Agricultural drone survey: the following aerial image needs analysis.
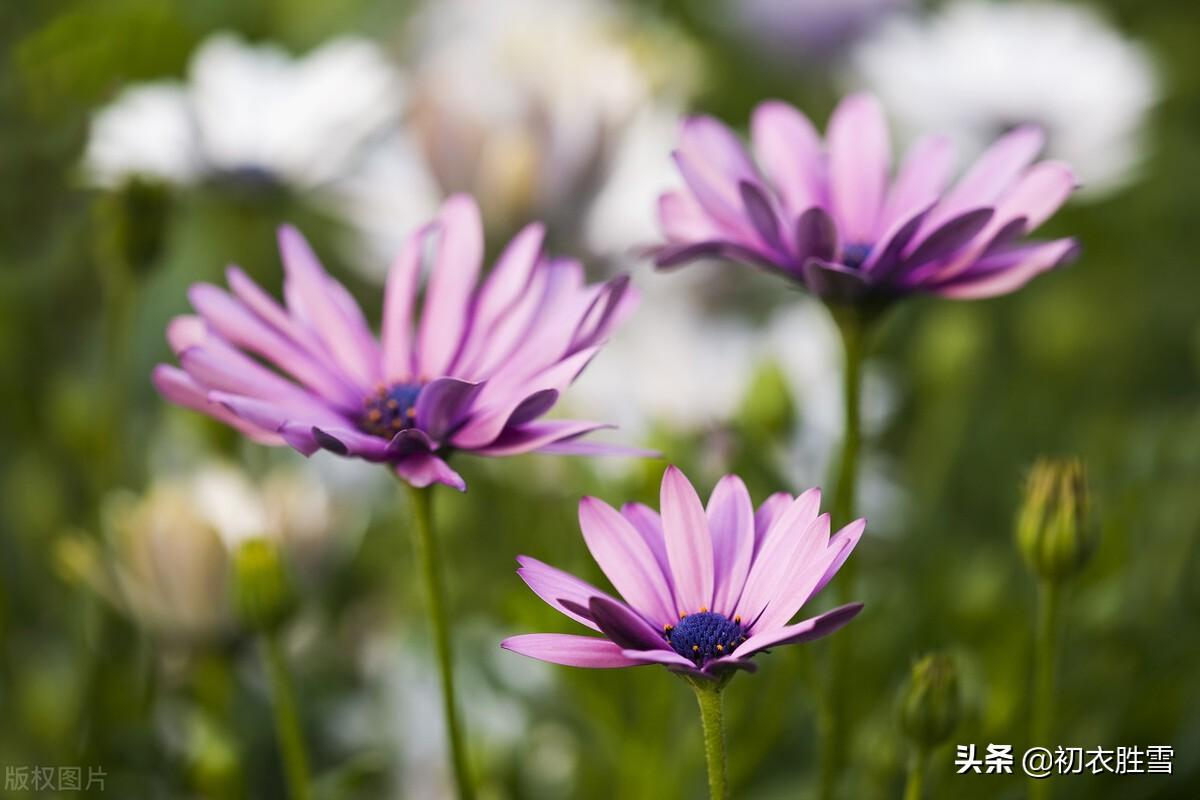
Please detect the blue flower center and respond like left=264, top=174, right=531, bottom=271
left=360, top=383, right=422, bottom=438
left=665, top=611, right=745, bottom=665
left=841, top=242, right=872, bottom=270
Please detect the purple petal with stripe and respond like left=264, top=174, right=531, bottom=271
left=660, top=465, right=714, bottom=614
left=516, top=555, right=616, bottom=632
left=734, top=603, right=864, bottom=658
left=578, top=497, right=677, bottom=626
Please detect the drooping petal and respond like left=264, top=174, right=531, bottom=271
left=393, top=454, right=466, bottom=492
left=578, top=497, right=677, bottom=626
left=706, top=475, right=755, bottom=616
left=416, top=195, right=484, bottom=378
left=732, top=603, right=864, bottom=658
left=827, top=93, right=890, bottom=243
left=516, top=555, right=616, bottom=632
left=658, top=190, right=717, bottom=243
left=660, top=465, right=714, bottom=614
left=501, top=634, right=644, bottom=669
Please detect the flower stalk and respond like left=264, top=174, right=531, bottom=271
left=689, top=678, right=730, bottom=800
left=262, top=632, right=313, bottom=800
left=406, top=483, right=474, bottom=800
left=903, top=748, right=928, bottom=800
left=1030, top=579, right=1061, bottom=800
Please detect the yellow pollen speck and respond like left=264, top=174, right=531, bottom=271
left=699, top=606, right=708, bottom=613
left=715, top=644, right=724, bottom=652
left=390, top=419, right=403, bottom=430
left=367, top=409, right=382, bottom=422
left=406, top=407, right=416, bottom=419
left=679, top=612, right=687, bottom=620
left=692, top=645, right=699, bottom=653
left=386, top=399, right=400, bottom=410
left=663, top=624, right=673, bottom=633
left=733, top=615, right=741, bottom=624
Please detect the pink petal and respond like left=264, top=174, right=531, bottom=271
left=879, top=134, right=955, bottom=232
left=588, top=596, right=668, bottom=651
left=810, top=518, right=867, bottom=598
left=706, top=475, right=755, bottom=616
left=658, top=190, right=717, bottom=242
left=933, top=239, right=1079, bottom=300
left=750, top=100, right=825, bottom=218
left=393, top=454, right=466, bottom=492
left=188, top=283, right=360, bottom=410
left=501, top=634, right=642, bottom=669
left=619, top=503, right=673, bottom=592
left=473, top=421, right=610, bottom=457
left=381, top=223, right=434, bottom=384
left=516, top=555, right=617, bottom=632
left=454, top=222, right=546, bottom=373
left=753, top=492, right=794, bottom=555
left=152, top=365, right=283, bottom=445
left=660, top=465, right=714, bottom=615
left=619, top=648, right=699, bottom=670
left=827, top=93, right=890, bottom=243
left=733, top=603, right=864, bottom=658
left=416, top=195, right=484, bottom=379
left=578, top=497, right=677, bottom=627
left=926, top=124, right=1044, bottom=231
left=277, top=225, right=380, bottom=389
left=735, top=492, right=823, bottom=623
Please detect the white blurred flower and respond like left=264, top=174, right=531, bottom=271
left=566, top=265, right=760, bottom=436
left=84, top=32, right=438, bottom=277
left=849, top=0, right=1158, bottom=197
left=57, top=461, right=351, bottom=641
left=406, top=0, right=697, bottom=239
left=730, top=0, right=912, bottom=64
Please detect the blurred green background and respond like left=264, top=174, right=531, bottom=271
left=2, top=0, right=1198, bottom=797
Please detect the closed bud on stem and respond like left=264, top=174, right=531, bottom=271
left=231, top=537, right=296, bottom=632
left=1016, top=458, right=1095, bottom=583
left=899, top=653, right=961, bottom=751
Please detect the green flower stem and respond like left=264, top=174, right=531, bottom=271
left=904, top=748, right=928, bottom=800
left=818, top=305, right=870, bottom=800
left=1030, top=579, right=1062, bottom=800
left=406, top=483, right=475, bottom=800
left=690, top=679, right=730, bottom=800
left=262, top=632, right=313, bottom=800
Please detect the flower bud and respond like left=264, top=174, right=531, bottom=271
left=898, top=653, right=961, bottom=750
left=1016, top=458, right=1095, bottom=582
left=231, top=538, right=296, bottom=632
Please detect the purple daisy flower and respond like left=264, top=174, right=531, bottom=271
left=154, top=194, right=639, bottom=492
left=502, top=465, right=864, bottom=679
left=655, top=92, right=1080, bottom=303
